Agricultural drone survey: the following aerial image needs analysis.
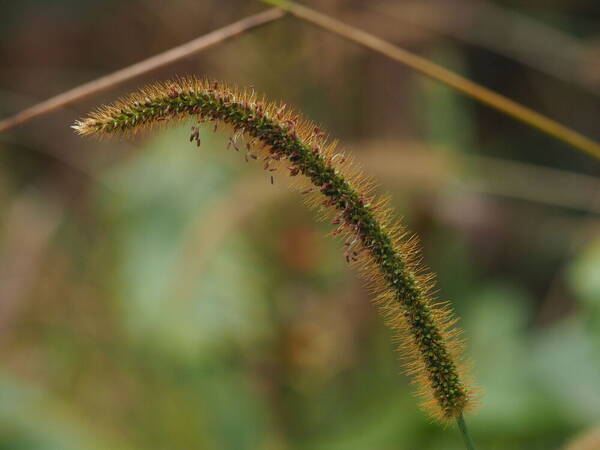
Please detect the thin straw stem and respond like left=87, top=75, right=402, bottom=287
left=0, top=8, right=284, bottom=132
left=258, top=0, right=600, bottom=161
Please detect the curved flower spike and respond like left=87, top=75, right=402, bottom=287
left=74, top=76, right=477, bottom=422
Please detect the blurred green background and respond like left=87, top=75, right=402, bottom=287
left=1, top=0, right=600, bottom=449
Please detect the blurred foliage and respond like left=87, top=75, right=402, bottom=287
left=1, top=0, right=600, bottom=449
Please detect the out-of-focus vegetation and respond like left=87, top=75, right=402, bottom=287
left=1, top=0, right=599, bottom=449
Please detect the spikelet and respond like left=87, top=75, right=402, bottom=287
left=73, top=76, right=477, bottom=421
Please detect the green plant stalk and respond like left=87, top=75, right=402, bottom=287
left=457, top=414, right=477, bottom=450
left=257, top=0, right=600, bottom=161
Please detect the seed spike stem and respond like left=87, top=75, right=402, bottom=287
left=457, top=414, right=477, bottom=450
left=258, top=0, right=600, bottom=161
left=0, top=8, right=284, bottom=132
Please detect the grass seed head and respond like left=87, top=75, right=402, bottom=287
left=74, top=76, right=478, bottom=421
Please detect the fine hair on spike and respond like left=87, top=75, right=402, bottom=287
left=74, top=76, right=478, bottom=421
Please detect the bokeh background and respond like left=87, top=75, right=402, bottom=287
left=1, top=0, right=600, bottom=449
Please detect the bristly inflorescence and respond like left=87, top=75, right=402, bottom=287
left=74, top=76, right=476, bottom=421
